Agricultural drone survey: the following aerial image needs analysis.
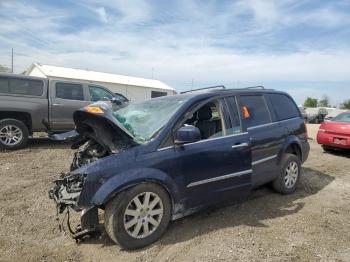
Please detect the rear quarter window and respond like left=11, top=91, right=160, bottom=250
left=240, top=95, right=271, bottom=128
left=1, top=77, right=44, bottom=96
left=267, top=93, right=300, bottom=121
left=0, top=77, right=9, bottom=93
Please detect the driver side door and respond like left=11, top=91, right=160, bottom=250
left=177, top=97, right=252, bottom=208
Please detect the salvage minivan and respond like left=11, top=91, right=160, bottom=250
left=49, top=87, right=309, bottom=249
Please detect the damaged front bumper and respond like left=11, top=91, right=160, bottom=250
left=49, top=172, right=99, bottom=241
left=49, top=172, right=86, bottom=212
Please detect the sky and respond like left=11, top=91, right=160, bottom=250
left=0, top=0, right=350, bottom=105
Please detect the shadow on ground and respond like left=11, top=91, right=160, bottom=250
left=27, top=138, right=72, bottom=149
left=323, top=148, right=350, bottom=159
left=78, top=167, right=334, bottom=249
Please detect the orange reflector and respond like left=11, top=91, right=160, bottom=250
left=242, top=106, right=250, bottom=119
left=85, top=106, right=104, bottom=114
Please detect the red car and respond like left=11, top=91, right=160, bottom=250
left=317, top=111, right=350, bottom=150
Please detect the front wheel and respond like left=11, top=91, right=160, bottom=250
left=272, top=153, right=301, bottom=194
left=104, top=183, right=171, bottom=249
left=0, top=119, right=29, bottom=150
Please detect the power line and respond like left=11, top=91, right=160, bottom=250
left=11, top=48, right=13, bottom=73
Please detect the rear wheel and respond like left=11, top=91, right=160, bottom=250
left=322, top=145, right=333, bottom=152
left=272, top=153, right=301, bottom=194
left=0, top=119, right=29, bottom=150
left=104, top=183, right=171, bottom=249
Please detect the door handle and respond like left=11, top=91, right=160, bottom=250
left=53, top=103, right=64, bottom=106
left=231, top=142, right=249, bottom=149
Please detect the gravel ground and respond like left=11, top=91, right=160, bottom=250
left=0, top=124, right=349, bottom=262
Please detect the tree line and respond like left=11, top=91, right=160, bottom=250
left=303, top=95, right=350, bottom=109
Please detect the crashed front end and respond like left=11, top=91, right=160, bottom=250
left=49, top=171, right=100, bottom=240
left=48, top=102, right=138, bottom=241
left=49, top=172, right=86, bottom=213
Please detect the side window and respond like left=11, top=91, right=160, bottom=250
left=56, top=82, right=84, bottom=100
left=223, top=96, right=241, bottom=135
left=239, top=95, right=271, bottom=128
left=151, top=91, right=167, bottom=98
left=0, top=77, right=9, bottom=93
left=184, top=99, right=232, bottom=140
left=114, top=93, right=129, bottom=103
left=114, top=93, right=129, bottom=102
left=89, top=85, right=114, bottom=102
left=8, top=78, right=43, bottom=96
left=268, top=94, right=300, bottom=121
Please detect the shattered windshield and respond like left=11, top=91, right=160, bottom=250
left=112, top=95, right=190, bottom=143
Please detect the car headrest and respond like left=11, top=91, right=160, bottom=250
left=197, top=106, right=212, bottom=120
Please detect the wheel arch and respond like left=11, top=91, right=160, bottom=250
left=0, top=112, right=32, bottom=133
left=277, top=137, right=303, bottom=165
left=89, top=168, right=182, bottom=216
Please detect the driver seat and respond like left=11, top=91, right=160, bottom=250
left=195, top=106, right=216, bottom=139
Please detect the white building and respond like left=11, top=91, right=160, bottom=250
left=25, top=63, right=176, bottom=101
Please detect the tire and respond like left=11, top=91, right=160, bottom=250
left=272, top=153, right=301, bottom=194
left=0, top=119, right=29, bottom=150
left=104, top=183, right=171, bottom=249
left=322, top=145, right=333, bottom=152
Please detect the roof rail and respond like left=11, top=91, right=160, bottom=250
left=244, top=85, right=265, bottom=89
left=180, top=85, right=226, bottom=94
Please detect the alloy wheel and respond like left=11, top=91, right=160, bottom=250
left=284, top=161, right=299, bottom=188
left=0, top=125, right=23, bottom=146
left=123, top=192, right=164, bottom=239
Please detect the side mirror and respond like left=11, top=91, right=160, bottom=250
left=174, top=125, right=201, bottom=145
left=111, top=97, right=122, bottom=105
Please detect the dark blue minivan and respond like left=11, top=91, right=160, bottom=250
left=50, top=87, right=309, bottom=249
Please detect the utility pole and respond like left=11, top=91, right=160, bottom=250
left=151, top=68, right=154, bottom=79
left=11, top=48, right=13, bottom=73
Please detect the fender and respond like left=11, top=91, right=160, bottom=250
left=277, top=135, right=302, bottom=164
left=91, top=167, right=184, bottom=212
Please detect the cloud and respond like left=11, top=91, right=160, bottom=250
left=0, top=0, right=349, bottom=102
left=95, top=7, right=108, bottom=23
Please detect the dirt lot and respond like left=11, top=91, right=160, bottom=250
left=0, top=124, right=349, bottom=262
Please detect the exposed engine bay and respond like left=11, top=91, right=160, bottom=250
left=69, top=111, right=135, bottom=171
left=70, top=140, right=107, bottom=171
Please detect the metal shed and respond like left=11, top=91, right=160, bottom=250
left=25, top=63, right=176, bottom=102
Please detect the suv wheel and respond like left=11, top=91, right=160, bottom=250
left=104, top=183, right=171, bottom=249
left=0, top=119, right=29, bottom=150
left=272, top=153, right=301, bottom=194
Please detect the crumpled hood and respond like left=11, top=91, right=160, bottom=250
left=73, top=101, right=139, bottom=153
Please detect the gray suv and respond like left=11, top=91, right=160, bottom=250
left=0, top=73, right=127, bottom=150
